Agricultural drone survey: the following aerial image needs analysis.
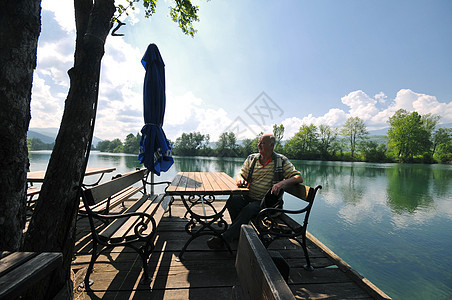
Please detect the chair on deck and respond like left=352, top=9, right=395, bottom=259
left=252, top=184, right=322, bottom=271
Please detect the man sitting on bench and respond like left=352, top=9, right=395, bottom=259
left=207, top=134, right=303, bottom=249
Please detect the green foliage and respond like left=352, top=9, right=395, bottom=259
left=283, top=124, right=319, bottom=159
left=58, top=113, right=450, bottom=164
left=169, top=0, right=200, bottom=37
left=432, top=128, right=452, bottom=163
left=123, top=133, right=141, bottom=154
left=318, top=124, right=338, bottom=159
left=216, top=132, right=239, bottom=157
left=27, top=138, right=54, bottom=151
left=272, top=124, right=284, bottom=153
left=120, top=0, right=200, bottom=37
left=360, top=141, right=387, bottom=162
left=98, top=138, right=124, bottom=153
left=387, top=109, right=438, bottom=162
left=173, top=131, right=209, bottom=156
left=341, top=117, right=368, bottom=159
left=241, top=137, right=258, bottom=157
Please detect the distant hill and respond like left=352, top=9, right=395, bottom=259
left=28, top=128, right=102, bottom=147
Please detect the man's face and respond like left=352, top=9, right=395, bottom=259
left=258, top=136, right=273, bottom=157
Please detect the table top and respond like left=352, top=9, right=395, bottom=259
left=166, top=172, right=248, bottom=196
left=27, top=167, right=116, bottom=182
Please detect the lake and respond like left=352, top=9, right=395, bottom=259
left=29, top=151, right=452, bottom=299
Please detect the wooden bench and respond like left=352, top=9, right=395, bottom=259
left=26, top=186, right=41, bottom=209
left=251, top=184, right=322, bottom=271
left=0, top=251, right=62, bottom=299
left=80, top=168, right=173, bottom=287
left=234, top=225, right=295, bottom=300
left=78, top=172, right=145, bottom=215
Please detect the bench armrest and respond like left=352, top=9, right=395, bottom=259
left=144, top=180, right=171, bottom=187
left=258, top=205, right=310, bottom=217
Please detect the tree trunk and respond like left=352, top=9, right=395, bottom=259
left=23, top=0, right=115, bottom=296
left=0, top=0, right=41, bottom=250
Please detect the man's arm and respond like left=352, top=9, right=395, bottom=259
left=271, top=174, right=303, bottom=194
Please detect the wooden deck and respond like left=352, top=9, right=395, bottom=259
left=72, top=198, right=390, bottom=299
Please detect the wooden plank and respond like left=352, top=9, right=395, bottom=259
left=26, top=186, right=41, bottom=197
left=204, top=172, right=222, bottom=194
left=107, top=195, right=158, bottom=242
left=199, top=172, right=215, bottom=193
left=235, top=225, right=295, bottom=300
left=99, top=194, right=151, bottom=240
left=184, top=172, right=201, bottom=192
left=165, top=173, right=183, bottom=193
left=87, top=169, right=146, bottom=204
left=0, top=252, right=37, bottom=277
left=216, top=172, right=239, bottom=191
left=27, top=167, right=115, bottom=183
left=175, top=172, right=189, bottom=193
left=0, top=252, right=62, bottom=299
left=211, top=172, right=230, bottom=192
left=80, top=186, right=142, bottom=213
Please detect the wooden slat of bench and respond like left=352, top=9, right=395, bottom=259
left=236, top=225, right=295, bottom=300
left=107, top=195, right=160, bottom=242
left=86, top=169, right=146, bottom=204
left=141, top=195, right=172, bottom=235
left=0, top=252, right=37, bottom=277
left=278, top=213, right=303, bottom=234
left=27, top=186, right=41, bottom=197
left=106, top=194, right=172, bottom=242
left=0, top=252, right=62, bottom=299
left=98, top=194, right=152, bottom=241
left=80, top=186, right=143, bottom=213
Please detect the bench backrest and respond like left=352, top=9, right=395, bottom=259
left=236, top=225, right=295, bottom=300
left=284, top=183, right=311, bottom=201
left=82, top=169, right=147, bottom=206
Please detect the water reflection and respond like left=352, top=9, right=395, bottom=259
left=290, top=160, right=452, bottom=216
left=386, top=164, right=435, bottom=213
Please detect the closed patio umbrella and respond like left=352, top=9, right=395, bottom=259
left=138, top=43, right=173, bottom=176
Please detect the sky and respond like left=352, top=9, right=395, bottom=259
left=30, top=0, right=452, bottom=142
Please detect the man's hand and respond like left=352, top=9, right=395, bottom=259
left=236, top=175, right=248, bottom=188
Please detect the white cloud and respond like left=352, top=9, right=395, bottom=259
left=373, top=89, right=452, bottom=125
left=164, top=91, right=234, bottom=141
left=42, top=0, right=75, bottom=33
left=341, top=90, right=379, bottom=120
left=30, top=73, right=63, bottom=128
left=282, top=108, right=347, bottom=139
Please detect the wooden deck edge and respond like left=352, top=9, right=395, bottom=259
left=306, top=231, right=392, bottom=300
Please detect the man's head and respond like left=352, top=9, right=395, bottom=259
left=258, top=134, right=275, bottom=158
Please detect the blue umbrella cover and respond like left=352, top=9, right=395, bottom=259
left=138, top=44, right=174, bottom=175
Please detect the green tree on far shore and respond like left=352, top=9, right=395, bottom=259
left=216, top=132, right=239, bottom=157
left=341, top=117, right=368, bottom=159
left=387, top=109, right=439, bottom=162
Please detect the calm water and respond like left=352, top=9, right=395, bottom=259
left=29, top=151, right=452, bottom=299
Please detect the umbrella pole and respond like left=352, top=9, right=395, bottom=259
left=151, top=172, right=155, bottom=195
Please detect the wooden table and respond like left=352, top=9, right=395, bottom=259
left=26, top=167, right=117, bottom=206
left=0, top=251, right=62, bottom=299
left=165, top=172, right=248, bottom=259
left=27, top=167, right=116, bottom=183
